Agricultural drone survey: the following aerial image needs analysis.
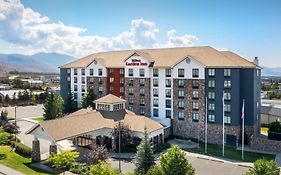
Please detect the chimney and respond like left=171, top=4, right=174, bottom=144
left=253, top=57, right=259, bottom=66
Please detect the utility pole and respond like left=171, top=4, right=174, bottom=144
left=118, top=121, right=121, bottom=173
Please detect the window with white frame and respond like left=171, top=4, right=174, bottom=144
left=81, top=77, right=85, bottom=84
left=153, top=79, right=158, bottom=87
left=120, top=87, right=124, bottom=93
left=208, top=69, right=215, bottom=76
left=192, top=80, right=199, bottom=88
left=74, top=77, right=78, bottom=83
left=90, top=69, right=94, bottom=75
left=140, top=88, right=145, bottom=96
left=178, top=79, right=184, bottom=87
left=224, top=80, right=231, bottom=88
left=178, top=89, right=184, bottom=98
left=139, top=68, right=145, bottom=77
left=109, top=86, right=114, bottom=93
left=178, top=100, right=184, bottom=109
left=166, top=79, right=171, bottom=87
left=128, top=78, right=133, bottom=85
left=74, top=69, right=77, bottom=75
left=166, top=89, right=171, bottom=98
left=153, top=88, right=158, bottom=97
left=140, top=97, right=145, bottom=106
left=74, top=85, right=77, bottom=91
left=81, top=69, right=85, bottom=75
left=224, top=104, right=231, bottom=112
left=153, top=108, right=159, bottom=117
left=224, top=69, right=231, bottom=77
left=166, top=69, right=171, bottom=77
left=98, top=69, right=103, bottom=76
left=153, top=69, right=159, bottom=77
left=98, top=86, right=103, bottom=93
left=129, top=106, right=134, bottom=111
left=140, top=79, right=145, bottom=86
left=178, top=68, right=185, bottom=77
left=224, top=115, right=231, bottom=124
left=98, top=77, right=103, bottom=84
left=153, top=99, right=159, bottom=107
left=208, top=114, right=215, bottom=122
left=208, top=91, right=215, bottom=100
left=129, top=96, right=134, bottom=104
left=81, top=85, right=85, bottom=92
left=166, top=99, right=171, bottom=108
left=208, top=80, right=215, bottom=88
left=67, top=69, right=71, bottom=74
left=109, top=69, right=114, bottom=75
left=178, top=111, right=184, bottom=120
left=208, top=103, right=215, bottom=111
left=192, top=90, right=199, bottom=99
left=128, top=69, right=133, bottom=76
left=192, top=113, right=199, bottom=121
left=140, top=107, right=145, bottom=115
left=128, top=87, right=134, bottom=95
left=166, top=110, right=171, bottom=118
left=120, top=77, right=124, bottom=84
left=192, top=68, right=199, bottom=78
left=109, top=77, right=114, bottom=83
left=120, top=69, right=124, bottom=75
left=224, top=92, right=231, bottom=100
left=192, top=101, right=199, bottom=110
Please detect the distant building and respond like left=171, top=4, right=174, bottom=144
left=21, top=79, right=44, bottom=86
left=261, top=104, right=281, bottom=125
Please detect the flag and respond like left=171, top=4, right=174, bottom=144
left=241, top=100, right=245, bottom=119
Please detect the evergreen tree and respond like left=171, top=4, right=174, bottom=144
left=82, top=88, right=96, bottom=108
left=160, top=145, right=195, bottom=175
left=0, top=110, right=8, bottom=125
left=64, top=89, right=77, bottom=114
left=43, top=92, right=64, bottom=120
left=135, top=127, right=155, bottom=174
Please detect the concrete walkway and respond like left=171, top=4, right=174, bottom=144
left=0, top=164, right=24, bottom=175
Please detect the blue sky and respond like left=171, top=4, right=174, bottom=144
left=0, top=0, right=280, bottom=67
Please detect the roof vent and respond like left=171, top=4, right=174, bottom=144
left=185, top=58, right=191, bottom=63
left=253, top=57, right=259, bottom=66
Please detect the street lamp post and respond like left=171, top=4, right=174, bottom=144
left=118, top=121, right=121, bottom=173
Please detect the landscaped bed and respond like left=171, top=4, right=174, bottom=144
left=185, top=142, right=275, bottom=163
left=0, top=146, right=52, bottom=175
left=32, top=116, right=44, bottom=122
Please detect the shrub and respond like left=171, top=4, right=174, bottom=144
left=0, top=131, right=11, bottom=145
left=268, top=121, right=281, bottom=133
left=47, top=150, right=79, bottom=170
left=69, top=162, right=90, bottom=175
left=147, top=165, right=163, bottom=175
left=90, top=160, right=120, bottom=175
left=14, top=142, right=32, bottom=157
left=246, top=159, right=280, bottom=175
left=87, top=143, right=108, bottom=165
left=0, top=153, right=7, bottom=160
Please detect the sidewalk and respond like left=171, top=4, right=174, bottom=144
left=0, top=164, right=24, bottom=175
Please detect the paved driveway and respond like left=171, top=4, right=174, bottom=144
left=0, top=104, right=44, bottom=119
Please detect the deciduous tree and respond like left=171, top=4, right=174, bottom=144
left=246, top=159, right=280, bottom=175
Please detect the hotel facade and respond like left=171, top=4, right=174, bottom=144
left=60, top=46, right=261, bottom=146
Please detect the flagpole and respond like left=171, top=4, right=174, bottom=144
left=222, top=91, right=225, bottom=157
left=242, top=99, right=245, bottom=160
left=205, top=96, right=208, bottom=153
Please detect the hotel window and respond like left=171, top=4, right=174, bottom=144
left=166, top=99, right=171, bottom=108
left=208, top=92, right=215, bottom=100
left=129, top=96, right=134, bottom=104
left=224, top=69, right=231, bottom=77
left=208, top=69, right=215, bottom=76
left=67, top=77, right=71, bottom=82
left=192, top=90, right=199, bottom=99
left=67, top=69, right=71, bottom=74
left=224, top=115, right=231, bottom=124
left=90, top=69, right=94, bottom=76
left=178, top=68, right=184, bottom=77
left=166, top=69, right=171, bottom=77
left=153, top=79, right=158, bottom=87
left=81, top=69, right=85, bottom=75
left=109, top=68, right=114, bottom=75
left=178, top=89, right=184, bottom=98
left=208, top=80, right=215, bottom=88
left=224, top=80, right=231, bottom=88
left=192, top=113, right=199, bottom=121
left=224, top=104, right=231, bottom=112
left=140, top=107, right=145, bottom=115
left=98, top=69, right=103, bottom=76
left=224, top=92, right=231, bottom=100
left=109, top=86, right=114, bottom=93
left=192, top=102, right=199, bottom=110
left=192, top=80, right=199, bottom=88
left=153, top=108, right=159, bottom=117
left=128, top=78, right=134, bottom=86
left=208, top=114, right=215, bottom=122
left=120, top=87, right=124, bottom=93
left=139, top=68, right=145, bottom=77
left=89, top=77, right=94, bottom=83
left=120, top=69, right=124, bottom=75
left=128, top=87, right=134, bottom=95
left=166, top=89, right=171, bottom=98
left=81, top=77, right=85, bottom=84
left=178, top=100, right=184, bottom=109
left=74, top=85, right=77, bottom=91
left=128, top=68, right=134, bottom=76
left=153, top=88, right=158, bottom=97
left=129, top=106, right=134, bottom=111
left=74, top=77, right=78, bottom=83
left=140, top=79, right=145, bottom=86
left=74, top=69, right=77, bottom=75
left=140, top=97, right=145, bottom=106
left=178, top=111, right=184, bottom=120
left=98, top=77, right=103, bottom=84
left=178, top=79, right=184, bottom=87
left=98, top=86, right=103, bottom=93
left=166, top=110, right=171, bottom=118
left=109, top=77, right=114, bottom=83
left=208, top=103, right=215, bottom=111
left=74, top=93, right=77, bottom=99
left=140, top=88, right=145, bottom=96
left=81, top=85, right=85, bottom=92
left=120, top=77, right=124, bottom=84
left=153, top=99, right=159, bottom=107
left=153, top=69, right=159, bottom=77
left=192, top=68, right=199, bottom=78
left=166, top=79, right=171, bottom=87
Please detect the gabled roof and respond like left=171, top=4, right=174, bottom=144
left=94, top=94, right=126, bottom=104
left=60, top=46, right=258, bottom=69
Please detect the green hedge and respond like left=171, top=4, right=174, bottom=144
left=14, top=142, right=32, bottom=158
left=268, top=121, right=281, bottom=133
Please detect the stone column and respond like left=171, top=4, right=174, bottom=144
left=49, top=141, right=57, bottom=155
left=31, top=137, right=41, bottom=162
left=112, top=137, right=116, bottom=151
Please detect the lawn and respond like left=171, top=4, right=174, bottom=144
left=185, top=142, right=275, bottom=163
left=0, top=146, right=52, bottom=175
left=32, top=116, right=45, bottom=122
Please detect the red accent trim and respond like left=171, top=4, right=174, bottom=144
left=107, top=68, right=125, bottom=97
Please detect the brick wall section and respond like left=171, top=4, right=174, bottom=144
left=250, top=136, right=281, bottom=153
left=86, top=77, right=107, bottom=98
left=172, top=79, right=205, bottom=140
left=124, top=78, right=150, bottom=116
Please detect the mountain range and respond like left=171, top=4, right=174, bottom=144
left=0, top=52, right=280, bottom=77
left=0, top=53, right=74, bottom=74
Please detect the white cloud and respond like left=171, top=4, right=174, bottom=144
left=0, top=0, right=198, bottom=57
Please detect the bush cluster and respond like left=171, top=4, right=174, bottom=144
left=268, top=121, right=281, bottom=133
left=14, top=142, right=32, bottom=157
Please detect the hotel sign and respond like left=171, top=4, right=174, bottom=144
left=126, top=59, right=148, bottom=66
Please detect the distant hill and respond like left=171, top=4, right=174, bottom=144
left=0, top=53, right=74, bottom=73
left=262, top=67, right=281, bottom=77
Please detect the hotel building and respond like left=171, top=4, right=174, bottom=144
left=60, top=46, right=261, bottom=146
